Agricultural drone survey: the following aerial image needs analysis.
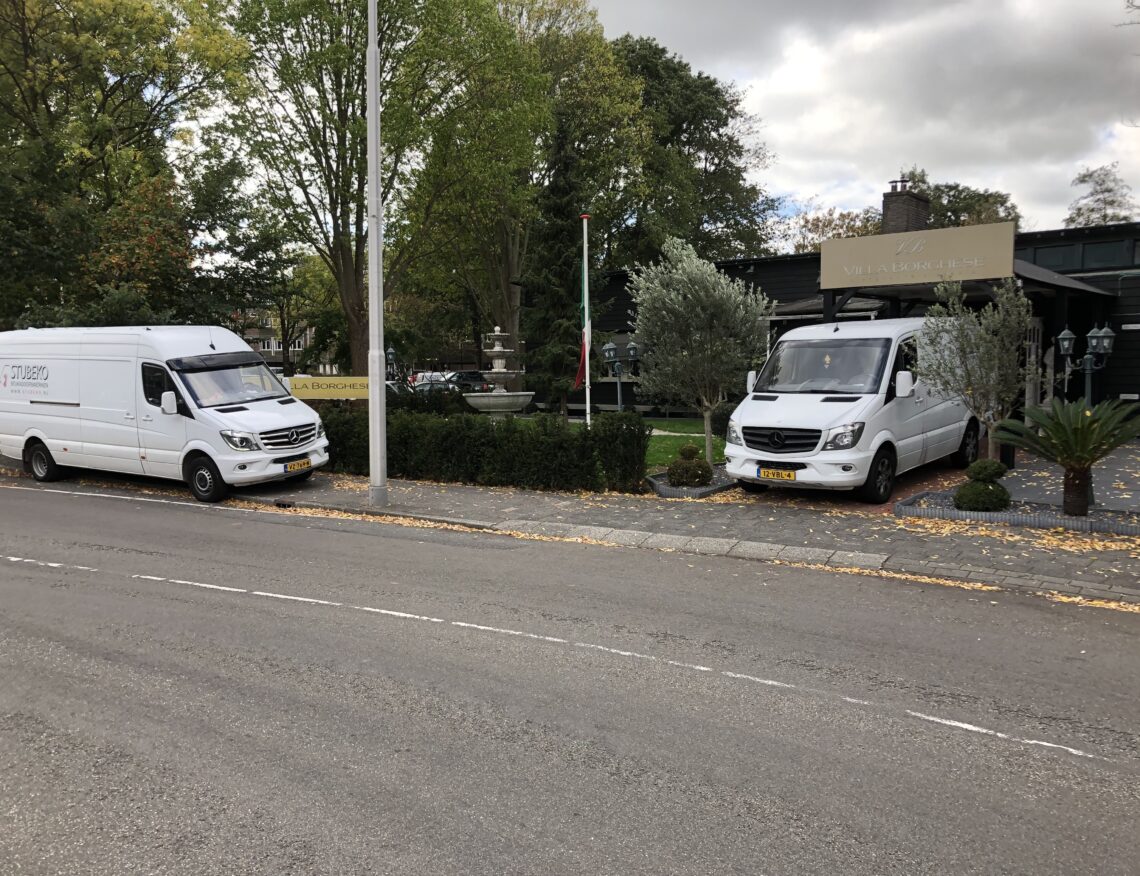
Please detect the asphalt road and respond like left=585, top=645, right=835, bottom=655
left=1, top=483, right=1138, bottom=875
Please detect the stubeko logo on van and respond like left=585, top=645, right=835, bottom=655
left=2, top=362, right=51, bottom=394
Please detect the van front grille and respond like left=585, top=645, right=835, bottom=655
left=741, top=427, right=821, bottom=454
left=260, top=424, right=317, bottom=449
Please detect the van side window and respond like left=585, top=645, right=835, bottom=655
left=141, top=364, right=189, bottom=415
left=885, top=338, right=917, bottom=403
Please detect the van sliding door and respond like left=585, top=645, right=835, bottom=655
left=78, top=337, right=144, bottom=475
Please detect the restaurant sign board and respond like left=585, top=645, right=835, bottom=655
left=287, top=376, right=369, bottom=399
left=820, top=221, right=1015, bottom=290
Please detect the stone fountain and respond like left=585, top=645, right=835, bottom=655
left=463, top=326, right=534, bottom=418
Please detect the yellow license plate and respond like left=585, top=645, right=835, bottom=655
left=285, top=459, right=312, bottom=473
left=759, top=468, right=795, bottom=481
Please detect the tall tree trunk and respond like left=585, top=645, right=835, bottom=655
left=703, top=406, right=714, bottom=465
left=985, top=420, right=1000, bottom=460
left=1062, top=466, right=1091, bottom=517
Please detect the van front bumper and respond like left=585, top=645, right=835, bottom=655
left=725, top=442, right=872, bottom=490
left=220, top=440, right=330, bottom=486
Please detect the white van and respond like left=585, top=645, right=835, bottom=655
left=0, top=326, right=330, bottom=502
left=725, top=318, right=979, bottom=503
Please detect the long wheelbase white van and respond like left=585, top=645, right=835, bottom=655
left=725, top=318, right=979, bottom=503
left=0, top=326, right=330, bottom=501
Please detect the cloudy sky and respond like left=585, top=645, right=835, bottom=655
left=590, top=0, right=1140, bottom=231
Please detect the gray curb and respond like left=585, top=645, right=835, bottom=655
left=895, top=491, right=1140, bottom=536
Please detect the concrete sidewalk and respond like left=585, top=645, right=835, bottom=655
left=4, top=445, right=1137, bottom=605
left=230, top=445, right=1140, bottom=605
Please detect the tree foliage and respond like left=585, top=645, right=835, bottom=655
left=1064, top=162, right=1136, bottom=228
left=0, top=0, right=242, bottom=327
left=903, top=166, right=1022, bottom=229
left=916, top=279, right=1035, bottom=458
left=783, top=202, right=882, bottom=253
left=603, top=35, right=778, bottom=267
left=631, top=238, right=772, bottom=462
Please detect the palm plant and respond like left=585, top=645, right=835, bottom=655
left=995, top=398, right=1140, bottom=516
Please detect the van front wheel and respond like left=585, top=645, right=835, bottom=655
left=858, top=447, right=896, bottom=504
left=28, top=442, right=63, bottom=482
left=184, top=456, right=229, bottom=503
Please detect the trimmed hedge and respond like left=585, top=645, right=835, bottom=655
left=320, top=408, right=651, bottom=493
left=667, top=442, right=712, bottom=486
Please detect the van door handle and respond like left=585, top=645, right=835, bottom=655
left=124, top=413, right=135, bottom=420
left=140, top=415, right=153, bottom=423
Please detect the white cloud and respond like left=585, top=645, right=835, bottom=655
left=591, top=0, right=1140, bottom=229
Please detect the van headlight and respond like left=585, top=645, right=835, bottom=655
left=727, top=419, right=743, bottom=447
left=220, top=430, right=262, bottom=452
left=822, top=422, right=864, bottom=451
left=316, top=419, right=325, bottom=439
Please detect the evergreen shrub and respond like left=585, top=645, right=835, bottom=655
left=953, top=458, right=1010, bottom=511
left=667, top=442, right=713, bottom=487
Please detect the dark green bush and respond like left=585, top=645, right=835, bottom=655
left=710, top=401, right=736, bottom=439
left=667, top=457, right=713, bottom=487
left=678, top=443, right=700, bottom=461
left=953, top=480, right=1011, bottom=512
left=591, top=412, right=652, bottom=492
left=965, top=459, right=1008, bottom=483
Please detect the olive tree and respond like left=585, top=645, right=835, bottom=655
left=917, top=278, right=1035, bottom=459
left=631, top=238, right=772, bottom=463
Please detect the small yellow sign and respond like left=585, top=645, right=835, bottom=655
left=288, top=376, right=369, bottom=399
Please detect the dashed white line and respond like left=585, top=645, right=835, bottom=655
left=12, top=552, right=1109, bottom=764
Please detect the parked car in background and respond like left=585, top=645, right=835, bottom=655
left=386, top=380, right=412, bottom=395
left=449, top=370, right=491, bottom=392
left=410, top=370, right=449, bottom=385
left=413, top=379, right=460, bottom=395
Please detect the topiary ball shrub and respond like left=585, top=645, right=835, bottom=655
left=965, top=459, right=1008, bottom=483
left=667, top=457, right=713, bottom=487
left=953, top=480, right=1011, bottom=512
left=954, top=458, right=1011, bottom=511
left=678, top=443, right=700, bottom=461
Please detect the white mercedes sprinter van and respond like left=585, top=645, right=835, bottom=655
left=0, top=326, right=330, bottom=502
left=724, top=318, right=979, bottom=503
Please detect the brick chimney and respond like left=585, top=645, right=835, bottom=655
left=881, top=178, right=930, bottom=234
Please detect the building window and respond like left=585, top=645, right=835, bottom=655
left=1082, top=241, right=1127, bottom=270
left=1035, top=244, right=1078, bottom=271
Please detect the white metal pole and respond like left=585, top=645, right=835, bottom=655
left=581, top=213, right=591, bottom=427
left=367, top=0, right=387, bottom=506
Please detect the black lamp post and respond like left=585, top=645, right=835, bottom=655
left=386, top=344, right=396, bottom=382
left=1056, top=324, right=1115, bottom=405
left=601, top=339, right=640, bottom=412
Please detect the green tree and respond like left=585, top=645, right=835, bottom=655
left=784, top=202, right=882, bottom=253
left=605, top=35, right=778, bottom=267
left=0, top=0, right=242, bottom=326
left=1064, top=163, right=1136, bottom=228
left=903, top=166, right=1022, bottom=229
left=996, top=398, right=1140, bottom=516
left=630, top=237, right=772, bottom=463
left=228, top=0, right=533, bottom=375
left=916, top=279, right=1035, bottom=459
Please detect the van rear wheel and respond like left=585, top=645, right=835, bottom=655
left=184, top=455, right=229, bottom=503
left=858, top=447, right=896, bottom=504
left=27, top=442, right=63, bottom=482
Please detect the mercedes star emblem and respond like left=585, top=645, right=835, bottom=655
left=769, top=430, right=786, bottom=448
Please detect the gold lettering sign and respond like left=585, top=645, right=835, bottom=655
left=288, top=376, right=370, bottom=399
left=820, top=222, right=1015, bottom=290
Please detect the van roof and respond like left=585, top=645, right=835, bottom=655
left=777, top=318, right=926, bottom=342
left=0, top=325, right=253, bottom=360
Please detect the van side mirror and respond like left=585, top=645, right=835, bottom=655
left=160, top=391, right=178, bottom=415
left=895, top=371, right=915, bottom=399
left=746, top=370, right=757, bottom=394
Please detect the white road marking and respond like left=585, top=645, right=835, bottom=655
left=6, top=555, right=99, bottom=573
left=906, top=710, right=1098, bottom=759
left=10, top=548, right=1108, bottom=764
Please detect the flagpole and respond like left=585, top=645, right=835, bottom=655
left=581, top=212, right=591, bottom=427
left=366, top=0, right=387, bottom=506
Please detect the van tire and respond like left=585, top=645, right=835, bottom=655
left=737, top=480, right=769, bottom=494
left=27, top=442, right=63, bottom=482
left=184, top=455, right=229, bottom=503
left=858, top=447, right=896, bottom=504
left=950, top=420, right=980, bottom=468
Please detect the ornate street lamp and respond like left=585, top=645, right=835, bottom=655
left=1056, top=324, right=1116, bottom=405
left=601, top=339, right=640, bottom=412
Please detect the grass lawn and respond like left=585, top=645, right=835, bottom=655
left=647, top=433, right=726, bottom=469
left=644, top=417, right=705, bottom=435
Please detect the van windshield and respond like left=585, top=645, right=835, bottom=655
left=180, top=362, right=290, bottom=408
left=755, top=338, right=892, bottom=394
